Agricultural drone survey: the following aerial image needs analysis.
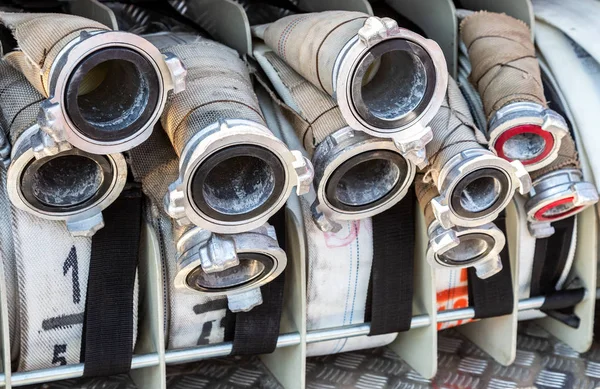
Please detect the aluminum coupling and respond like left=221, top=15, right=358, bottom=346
left=488, top=102, right=568, bottom=172
left=173, top=224, right=287, bottom=312
left=431, top=149, right=531, bottom=228
left=311, top=127, right=415, bottom=232
left=7, top=125, right=127, bottom=237
left=525, top=168, right=598, bottom=238
left=334, top=16, right=447, bottom=165
left=164, top=119, right=313, bottom=234
left=427, top=221, right=504, bottom=279
left=36, top=30, right=186, bottom=155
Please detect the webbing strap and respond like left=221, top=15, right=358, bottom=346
left=230, top=208, right=287, bottom=355
left=467, top=215, right=514, bottom=319
left=530, top=217, right=576, bottom=296
left=365, top=188, right=415, bottom=335
left=82, top=187, right=143, bottom=377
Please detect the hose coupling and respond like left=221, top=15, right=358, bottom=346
left=430, top=148, right=531, bottom=228
left=333, top=16, right=446, bottom=164
left=37, top=30, right=186, bottom=155
left=488, top=102, right=568, bottom=171
left=525, top=168, right=598, bottom=238
left=427, top=220, right=505, bottom=279
left=310, top=126, right=415, bottom=232
left=7, top=125, right=127, bottom=236
left=164, top=119, right=313, bottom=233
left=174, top=224, right=287, bottom=312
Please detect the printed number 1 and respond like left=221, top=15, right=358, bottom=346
left=52, top=344, right=67, bottom=366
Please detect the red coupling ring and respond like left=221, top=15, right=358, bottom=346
left=533, top=196, right=584, bottom=222
left=494, top=124, right=555, bottom=166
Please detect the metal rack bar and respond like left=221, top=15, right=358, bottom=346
left=1, top=292, right=586, bottom=387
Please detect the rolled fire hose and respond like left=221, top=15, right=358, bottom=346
left=525, top=135, right=598, bottom=238
left=460, top=11, right=569, bottom=172
left=0, top=12, right=186, bottom=155
left=424, top=77, right=530, bottom=229
left=256, top=88, right=397, bottom=355
left=0, top=166, right=139, bottom=371
left=252, top=11, right=448, bottom=167
left=0, top=60, right=127, bottom=236
left=142, top=32, right=312, bottom=234
left=254, top=44, right=415, bottom=232
left=524, top=60, right=599, bottom=238
left=415, top=173, right=504, bottom=279
left=129, top=127, right=287, bottom=313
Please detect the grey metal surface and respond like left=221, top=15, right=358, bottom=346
left=20, top=322, right=600, bottom=388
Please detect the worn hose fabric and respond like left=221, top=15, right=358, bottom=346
left=146, top=33, right=265, bottom=156
left=256, top=50, right=347, bottom=153
left=424, top=77, right=487, bottom=182
left=301, top=198, right=396, bottom=356
left=0, top=60, right=44, bottom=144
left=460, top=11, right=546, bottom=121
left=128, top=127, right=180, bottom=212
left=529, top=133, right=580, bottom=181
left=148, top=203, right=231, bottom=349
left=0, top=167, right=17, bottom=362
left=0, top=12, right=110, bottom=95
left=414, top=172, right=438, bottom=228
left=252, top=11, right=369, bottom=96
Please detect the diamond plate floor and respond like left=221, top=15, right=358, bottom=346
left=22, top=323, right=600, bottom=389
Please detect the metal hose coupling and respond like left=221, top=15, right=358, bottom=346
left=416, top=174, right=504, bottom=279
left=0, top=12, right=186, bottom=155
left=173, top=224, right=286, bottom=312
left=460, top=11, right=568, bottom=172
left=254, top=49, right=415, bottom=232
left=424, top=78, right=531, bottom=229
left=143, top=32, right=312, bottom=233
left=0, top=62, right=126, bottom=237
left=525, top=135, right=598, bottom=238
left=252, top=11, right=448, bottom=166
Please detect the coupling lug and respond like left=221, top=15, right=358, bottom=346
left=357, top=17, right=399, bottom=48
left=311, top=201, right=342, bottom=233
left=163, top=52, right=187, bottom=94
left=227, top=288, right=263, bottom=312
left=164, top=179, right=191, bottom=226
left=528, top=221, right=556, bottom=238
left=429, top=228, right=460, bottom=253
left=474, top=255, right=503, bottom=279
left=66, top=212, right=105, bottom=237
left=572, top=182, right=600, bottom=205
left=38, top=100, right=69, bottom=145
left=430, top=196, right=453, bottom=230
left=200, top=234, right=239, bottom=274
left=392, top=125, right=432, bottom=168
left=291, top=150, right=314, bottom=196
left=30, top=129, right=72, bottom=159
left=510, top=160, right=533, bottom=194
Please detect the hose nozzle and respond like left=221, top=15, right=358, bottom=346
left=174, top=224, right=287, bottom=312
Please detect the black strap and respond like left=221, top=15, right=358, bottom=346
left=539, top=287, right=585, bottom=329
left=530, top=217, right=576, bottom=297
left=365, top=188, right=415, bottom=335
left=82, top=186, right=143, bottom=377
left=467, top=215, right=514, bottom=319
left=229, top=208, right=287, bottom=355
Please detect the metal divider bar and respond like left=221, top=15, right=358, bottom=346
left=1, top=293, right=584, bottom=386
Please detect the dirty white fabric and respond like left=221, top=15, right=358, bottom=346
left=535, top=21, right=600, bottom=195
left=532, top=0, right=600, bottom=66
